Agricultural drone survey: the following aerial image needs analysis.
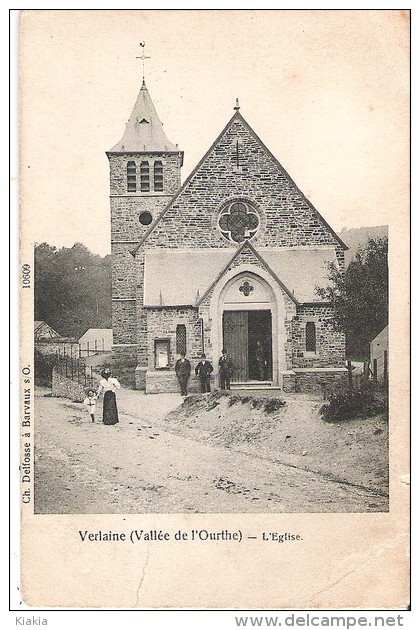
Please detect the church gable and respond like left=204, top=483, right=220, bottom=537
left=138, top=111, right=346, bottom=252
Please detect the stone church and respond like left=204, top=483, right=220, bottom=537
left=107, top=78, right=348, bottom=393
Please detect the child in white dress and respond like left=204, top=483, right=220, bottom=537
left=83, top=389, right=97, bottom=423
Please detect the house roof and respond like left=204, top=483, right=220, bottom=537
left=78, top=328, right=113, bottom=342
left=370, top=325, right=389, bottom=345
left=131, top=110, right=348, bottom=255
left=34, top=321, right=62, bottom=338
left=143, top=243, right=336, bottom=307
left=109, top=80, right=178, bottom=153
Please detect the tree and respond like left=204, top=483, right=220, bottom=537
left=35, top=242, right=112, bottom=339
left=317, top=237, right=388, bottom=360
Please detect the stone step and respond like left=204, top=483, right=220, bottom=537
left=230, top=381, right=276, bottom=391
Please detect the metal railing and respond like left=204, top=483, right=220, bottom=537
left=54, top=349, right=95, bottom=389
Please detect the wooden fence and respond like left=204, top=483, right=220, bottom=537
left=346, top=353, right=388, bottom=389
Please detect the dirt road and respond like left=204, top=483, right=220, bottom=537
left=34, top=388, right=388, bottom=513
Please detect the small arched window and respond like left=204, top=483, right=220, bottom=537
left=176, top=324, right=187, bottom=356
left=305, top=322, right=316, bottom=352
left=140, top=161, right=150, bottom=192
left=127, top=161, right=136, bottom=192
left=154, top=161, right=163, bottom=192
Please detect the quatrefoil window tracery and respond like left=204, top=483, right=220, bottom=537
left=218, top=201, right=260, bottom=243
left=239, top=281, right=254, bottom=297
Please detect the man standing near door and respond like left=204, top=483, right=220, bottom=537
left=256, top=340, right=268, bottom=380
left=175, top=351, right=191, bottom=396
left=195, top=353, right=214, bottom=393
left=218, top=348, right=234, bottom=390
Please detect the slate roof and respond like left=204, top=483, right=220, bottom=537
left=109, top=80, right=178, bottom=153
left=143, top=244, right=337, bottom=307
left=143, top=249, right=233, bottom=307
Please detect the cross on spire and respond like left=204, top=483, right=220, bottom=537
left=136, top=42, right=151, bottom=84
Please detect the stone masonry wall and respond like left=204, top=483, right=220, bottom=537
left=294, top=369, right=348, bottom=393
left=112, top=300, right=137, bottom=344
left=35, top=341, right=79, bottom=357
left=291, top=305, right=346, bottom=369
left=109, top=150, right=182, bottom=370
left=146, top=306, right=203, bottom=369
left=146, top=370, right=213, bottom=394
left=113, top=344, right=138, bottom=367
left=52, top=368, right=87, bottom=402
left=112, top=243, right=138, bottom=299
left=110, top=196, right=173, bottom=243
left=135, top=250, right=148, bottom=369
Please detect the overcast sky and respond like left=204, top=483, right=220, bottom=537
left=20, top=9, right=409, bottom=256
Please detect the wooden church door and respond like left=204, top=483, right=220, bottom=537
left=222, top=311, right=248, bottom=382
left=222, top=310, right=273, bottom=382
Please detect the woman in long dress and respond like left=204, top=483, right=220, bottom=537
left=97, top=368, right=120, bottom=425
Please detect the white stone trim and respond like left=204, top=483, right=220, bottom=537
left=293, top=367, right=348, bottom=373
left=112, top=297, right=136, bottom=301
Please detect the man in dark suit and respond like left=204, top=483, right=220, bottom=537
left=175, top=352, right=191, bottom=396
left=256, top=340, right=268, bottom=380
left=195, top=353, right=214, bottom=393
left=218, top=348, right=234, bottom=390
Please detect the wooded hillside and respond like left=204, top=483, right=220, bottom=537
left=34, top=242, right=112, bottom=339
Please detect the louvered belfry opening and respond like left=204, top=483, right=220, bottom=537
left=127, top=161, right=136, bottom=192
left=154, top=161, right=163, bottom=191
left=140, top=161, right=150, bottom=191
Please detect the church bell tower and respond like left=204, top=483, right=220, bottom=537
left=106, top=52, right=183, bottom=384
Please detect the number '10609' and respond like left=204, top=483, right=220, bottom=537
left=21, top=264, right=31, bottom=288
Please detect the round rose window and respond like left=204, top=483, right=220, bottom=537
left=218, top=201, right=259, bottom=243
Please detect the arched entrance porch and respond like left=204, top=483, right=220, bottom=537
left=209, top=267, right=287, bottom=386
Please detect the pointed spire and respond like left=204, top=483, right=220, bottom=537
left=110, top=81, right=177, bottom=152
left=109, top=44, right=178, bottom=153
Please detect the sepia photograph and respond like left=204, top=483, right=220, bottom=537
left=19, top=9, right=409, bottom=609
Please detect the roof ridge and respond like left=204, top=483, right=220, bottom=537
left=130, top=109, right=347, bottom=255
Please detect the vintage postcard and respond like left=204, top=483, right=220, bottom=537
left=18, top=9, right=410, bottom=610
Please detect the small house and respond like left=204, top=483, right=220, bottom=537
left=78, top=329, right=113, bottom=356
left=34, top=321, right=62, bottom=340
left=35, top=321, right=78, bottom=356
left=370, top=326, right=388, bottom=384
